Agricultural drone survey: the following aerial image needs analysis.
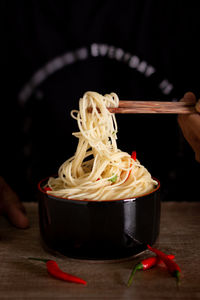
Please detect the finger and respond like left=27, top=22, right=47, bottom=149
left=178, top=92, right=197, bottom=126
left=180, top=92, right=196, bottom=104
left=0, top=177, right=29, bottom=229
left=195, top=99, right=200, bottom=113
left=195, top=152, right=200, bottom=163
left=6, top=204, right=29, bottom=229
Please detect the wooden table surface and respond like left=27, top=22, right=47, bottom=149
left=0, top=202, right=200, bottom=299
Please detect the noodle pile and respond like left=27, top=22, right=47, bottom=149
left=47, top=91, right=157, bottom=200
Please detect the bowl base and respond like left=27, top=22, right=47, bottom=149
left=40, top=235, right=151, bottom=260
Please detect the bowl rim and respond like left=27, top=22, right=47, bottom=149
left=38, top=176, right=160, bottom=203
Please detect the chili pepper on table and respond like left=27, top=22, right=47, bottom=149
left=147, top=244, right=181, bottom=285
left=127, top=254, right=175, bottom=287
left=28, top=257, right=87, bottom=285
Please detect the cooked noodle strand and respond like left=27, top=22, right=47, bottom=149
left=48, top=91, right=157, bottom=200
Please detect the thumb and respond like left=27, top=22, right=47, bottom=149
left=180, top=91, right=196, bottom=104
left=178, top=91, right=197, bottom=125
left=0, top=177, right=29, bottom=229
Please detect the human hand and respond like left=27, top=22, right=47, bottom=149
left=178, top=92, right=200, bottom=163
left=0, top=176, right=29, bottom=228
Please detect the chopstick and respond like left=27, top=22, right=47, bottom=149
left=108, top=101, right=197, bottom=114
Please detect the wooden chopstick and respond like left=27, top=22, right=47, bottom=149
left=108, top=101, right=197, bottom=114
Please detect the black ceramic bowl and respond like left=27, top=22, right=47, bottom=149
left=38, top=177, right=160, bottom=260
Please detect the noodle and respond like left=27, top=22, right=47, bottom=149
left=47, top=91, right=157, bottom=200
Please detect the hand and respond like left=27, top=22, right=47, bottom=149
left=0, top=176, right=29, bottom=228
left=178, top=92, right=200, bottom=163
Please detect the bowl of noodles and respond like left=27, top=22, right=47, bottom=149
left=37, top=92, right=161, bottom=260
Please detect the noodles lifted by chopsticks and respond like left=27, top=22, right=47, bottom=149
left=47, top=91, right=157, bottom=200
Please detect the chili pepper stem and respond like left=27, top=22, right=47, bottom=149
left=127, top=263, right=143, bottom=287
left=28, top=257, right=49, bottom=263
left=174, top=270, right=181, bottom=287
left=147, top=244, right=181, bottom=287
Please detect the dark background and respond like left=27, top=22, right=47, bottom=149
left=1, top=0, right=200, bottom=201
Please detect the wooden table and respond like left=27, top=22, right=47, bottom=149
left=0, top=202, right=200, bottom=299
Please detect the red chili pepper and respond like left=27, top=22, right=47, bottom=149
left=127, top=254, right=175, bottom=287
left=28, top=257, right=87, bottom=285
left=125, top=151, right=137, bottom=182
left=147, top=244, right=181, bottom=284
left=131, top=151, right=137, bottom=161
left=157, top=255, right=175, bottom=266
left=43, top=186, right=52, bottom=192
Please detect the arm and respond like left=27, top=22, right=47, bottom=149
left=0, top=176, right=29, bottom=228
left=178, top=92, right=200, bottom=163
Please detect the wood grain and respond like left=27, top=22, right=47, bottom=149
left=0, top=202, right=200, bottom=299
left=108, top=101, right=196, bottom=114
